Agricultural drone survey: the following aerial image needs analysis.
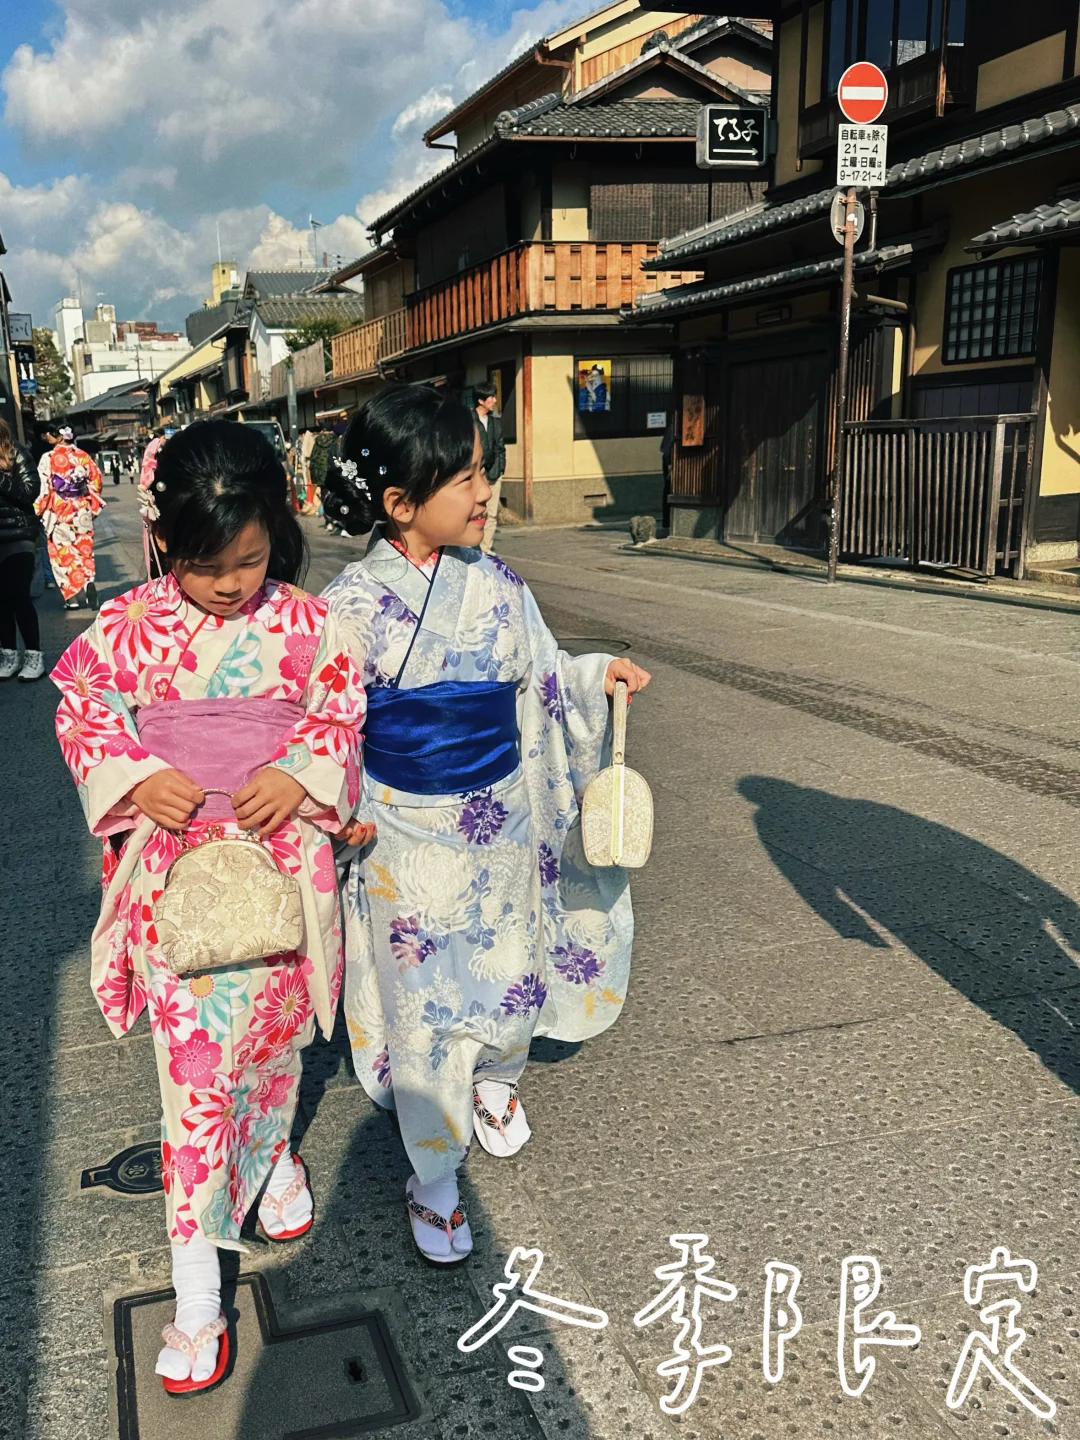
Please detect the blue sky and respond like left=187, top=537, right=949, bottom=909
left=0, top=0, right=583, bottom=327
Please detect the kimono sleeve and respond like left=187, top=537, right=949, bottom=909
left=51, top=623, right=170, bottom=835
left=522, top=583, right=612, bottom=798
left=268, top=609, right=365, bottom=830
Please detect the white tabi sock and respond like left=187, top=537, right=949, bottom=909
left=473, top=1078, right=532, bottom=1157
left=258, top=1149, right=313, bottom=1237
left=155, top=1233, right=222, bottom=1383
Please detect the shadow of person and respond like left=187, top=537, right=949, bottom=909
left=737, top=776, right=1080, bottom=1097
left=231, top=1035, right=597, bottom=1436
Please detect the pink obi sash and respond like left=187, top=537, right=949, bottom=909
left=136, top=697, right=304, bottom=821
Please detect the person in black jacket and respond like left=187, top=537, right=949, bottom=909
left=474, top=382, right=505, bottom=553
left=0, top=418, right=44, bottom=681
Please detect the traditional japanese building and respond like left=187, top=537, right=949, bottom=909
left=630, top=2, right=1080, bottom=577
left=321, top=3, right=773, bottom=525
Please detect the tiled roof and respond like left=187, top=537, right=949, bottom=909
left=244, top=270, right=336, bottom=298
left=255, top=294, right=366, bottom=329
left=968, top=194, right=1080, bottom=252
left=511, top=97, right=704, bottom=138
left=373, top=95, right=704, bottom=233
left=628, top=240, right=928, bottom=320
left=645, top=101, right=1080, bottom=268
left=64, top=381, right=151, bottom=415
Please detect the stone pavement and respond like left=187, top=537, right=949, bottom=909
left=3, top=482, right=1079, bottom=1439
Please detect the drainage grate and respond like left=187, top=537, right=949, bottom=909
left=81, top=1141, right=163, bottom=1196
left=114, top=1274, right=420, bottom=1439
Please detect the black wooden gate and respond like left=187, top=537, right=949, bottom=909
left=841, top=414, right=1037, bottom=577
left=723, top=352, right=829, bottom=546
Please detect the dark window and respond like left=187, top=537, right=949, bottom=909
left=488, top=361, right=517, bottom=445
left=573, top=355, right=672, bottom=440
left=943, top=257, right=1042, bottom=364
left=590, top=183, right=709, bottom=242
left=824, top=0, right=962, bottom=91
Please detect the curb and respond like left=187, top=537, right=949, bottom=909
left=621, top=541, right=1080, bottom=615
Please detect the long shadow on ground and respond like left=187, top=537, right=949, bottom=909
left=739, top=776, right=1080, bottom=1098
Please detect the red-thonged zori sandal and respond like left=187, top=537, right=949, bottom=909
left=258, top=1152, right=314, bottom=1242
left=159, top=1316, right=230, bottom=1396
left=406, top=1177, right=473, bottom=1266
left=472, top=1079, right=532, bottom=1158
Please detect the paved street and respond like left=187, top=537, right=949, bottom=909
left=4, top=482, right=1080, bottom=1439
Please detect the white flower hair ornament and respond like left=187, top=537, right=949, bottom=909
left=337, top=457, right=372, bottom=498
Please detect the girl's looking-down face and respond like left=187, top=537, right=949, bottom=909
left=165, top=519, right=272, bottom=617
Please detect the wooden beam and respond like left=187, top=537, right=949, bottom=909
left=522, top=340, right=534, bottom=522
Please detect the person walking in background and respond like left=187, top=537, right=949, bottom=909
left=309, top=422, right=338, bottom=532
left=35, top=430, right=60, bottom=588
left=474, top=382, right=505, bottom=553
left=35, top=425, right=103, bottom=610
left=0, top=418, right=45, bottom=681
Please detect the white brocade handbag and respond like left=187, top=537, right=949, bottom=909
left=153, top=824, right=303, bottom=977
left=581, top=680, right=654, bottom=869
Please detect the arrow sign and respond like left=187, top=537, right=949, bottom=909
left=837, top=62, right=888, bottom=124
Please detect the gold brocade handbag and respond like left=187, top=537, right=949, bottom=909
left=140, top=611, right=307, bottom=978
left=581, top=680, right=654, bottom=869
left=153, top=796, right=303, bottom=977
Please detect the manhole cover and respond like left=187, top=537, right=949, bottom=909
left=114, top=1274, right=419, bottom=1439
left=82, top=1141, right=163, bottom=1196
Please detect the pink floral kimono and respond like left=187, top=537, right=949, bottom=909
left=52, top=573, right=365, bottom=1248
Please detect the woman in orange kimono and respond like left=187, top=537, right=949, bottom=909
left=35, top=425, right=103, bottom=608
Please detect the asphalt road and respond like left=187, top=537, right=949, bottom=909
left=5, top=483, right=1079, bottom=1439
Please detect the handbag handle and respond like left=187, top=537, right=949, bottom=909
left=612, top=679, right=628, bottom=766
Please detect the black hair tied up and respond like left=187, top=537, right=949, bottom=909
left=152, top=421, right=308, bottom=585
left=322, top=384, right=477, bottom=538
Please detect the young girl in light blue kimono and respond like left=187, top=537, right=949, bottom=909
left=321, top=386, right=650, bottom=1264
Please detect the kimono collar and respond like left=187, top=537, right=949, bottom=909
left=362, top=527, right=473, bottom=646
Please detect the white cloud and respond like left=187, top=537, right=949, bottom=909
left=0, top=0, right=588, bottom=323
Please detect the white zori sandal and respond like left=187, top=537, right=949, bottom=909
left=405, top=1177, right=473, bottom=1266
left=472, top=1079, right=532, bottom=1157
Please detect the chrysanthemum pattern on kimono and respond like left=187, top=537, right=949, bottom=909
left=323, top=537, right=633, bottom=1185
left=52, top=573, right=365, bottom=1248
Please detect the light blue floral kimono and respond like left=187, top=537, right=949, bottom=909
left=323, top=533, right=633, bottom=1182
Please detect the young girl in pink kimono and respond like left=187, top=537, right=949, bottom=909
left=52, top=424, right=366, bottom=1396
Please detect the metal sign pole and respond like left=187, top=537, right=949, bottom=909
left=828, top=187, right=857, bottom=584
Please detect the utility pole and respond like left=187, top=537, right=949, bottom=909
left=827, top=186, right=857, bottom=584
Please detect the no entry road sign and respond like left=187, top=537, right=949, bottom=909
left=837, top=62, right=888, bottom=124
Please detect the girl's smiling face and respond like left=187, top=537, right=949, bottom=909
left=385, top=427, right=491, bottom=555
left=162, top=520, right=272, bottom=617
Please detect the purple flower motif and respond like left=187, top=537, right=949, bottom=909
left=390, top=914, right=437, bottom=969
left=501, top=973, right=548, bottom=1016
left=553, top=942, right=604, bottom=985
left=538, top=842, right=559, bottom=887
left=540, top=672, right=563, bottom=722
left=379, top=593, right=416, bottom=624
left=372, top=1048, right=392, bottom=1087
left=459, top=790, right=509, bottom=845
left=490, top=555, right=524, bottom=587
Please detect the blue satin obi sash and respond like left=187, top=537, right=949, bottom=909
left=363, top=679, right=519, bottom=795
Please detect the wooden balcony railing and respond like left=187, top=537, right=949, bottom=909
left=330, top=308, right=408, bottom=379
left=408, top=242, right=703, bottom=349
left=841, top=414, right=1037, bottom=578
left=269, top=339, right=327, bottom=400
